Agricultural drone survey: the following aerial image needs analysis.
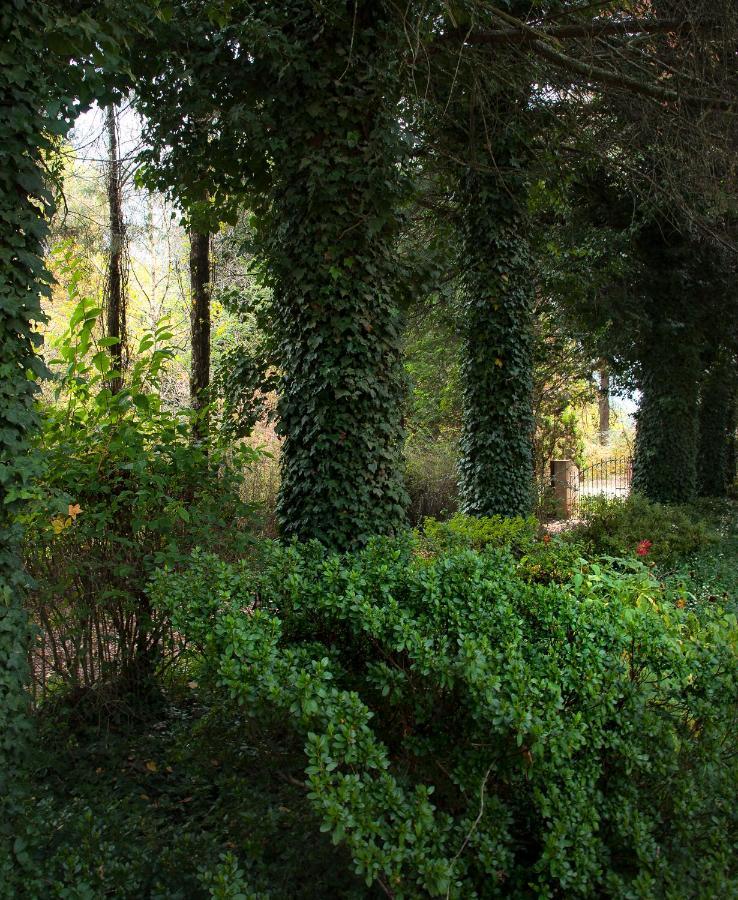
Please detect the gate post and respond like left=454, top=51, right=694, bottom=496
left=550, top=459, right=577, bottom=518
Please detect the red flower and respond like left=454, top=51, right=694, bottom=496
left=543, top=533, right=551, bottom=544
left=636, top=540, right=653, bottom=557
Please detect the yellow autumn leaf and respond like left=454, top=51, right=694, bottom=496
left=145, top=760, right=158, bottom=772
left=51, top=516, right=71, bottom=535
left=494, top=358, right=503, bottom=367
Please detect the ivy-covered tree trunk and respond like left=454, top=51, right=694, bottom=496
left=697, top=350, right=737, bottom=497
left=632, top=327, right=700, bottom=503
left=458, top=166, right=534, bottom=517
left=0, top=1, right=54, bottom=863
left=259, top=6, right=409, bottom=549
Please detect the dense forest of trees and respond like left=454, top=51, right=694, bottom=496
left=2, top=1, right=738, bottom=896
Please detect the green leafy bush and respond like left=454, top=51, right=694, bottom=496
left=422, top=511, right=539, bottom=553
left=421, top=513, right=588, bottom=586
left=22, top=293, right=261, bottom=703
left=568, top=494, right=715, bottom=568
left=151, top=537, right=738, bottom=898
left=3, top=681, right=375, bottom=900
left=517, top=538, right=589, bottom=586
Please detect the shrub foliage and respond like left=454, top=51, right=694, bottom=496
left=23, top=292, right=260, bottom=701
left=152, top=525, right=738, bottom=898
left=569, top=495, right=715, bottom=568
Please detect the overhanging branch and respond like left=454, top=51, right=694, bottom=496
left=465, top=6, right=736, bottom=112
left=457, top=17, right=717, bottom=46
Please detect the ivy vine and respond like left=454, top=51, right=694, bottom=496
left=631, top=228, right=703, bottom=504
left=0, top=0, right=49, bottom=843
left=632, top=332, right=700, bottom=504
left=458, top=160, right=535, bottom=517
left=258, top=6, right=411, bottom=548
left=0, top=0, right=152, bottom=874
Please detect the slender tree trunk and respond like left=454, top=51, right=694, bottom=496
left=597, top=362, right=610, bottom=446
left=189, top=228, right=211, bottom=438
left=106, top=104, right=126, bottom=391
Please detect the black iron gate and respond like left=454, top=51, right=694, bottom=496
left=573, top=456, right=633, bottom=514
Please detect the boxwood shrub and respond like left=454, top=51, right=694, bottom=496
left=151, top=531, right=738, bottom=898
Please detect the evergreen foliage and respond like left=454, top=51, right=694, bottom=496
left=0, top=0, right=151, bottom=872
left=632, top=334, right=700, bottom=504
left=631, top=228, right=705, bottom=504
left=0, top=3, right=50, bottom=836
left=0, top=0, right=78, bottom=859
left=258, top=5, right=411, bottom=548
left=568, top=495, right=716, bottom=568
left=3, top=2, right=738, bottom=892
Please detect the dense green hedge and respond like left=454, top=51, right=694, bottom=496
left=152, top=526, right=738, bottom=897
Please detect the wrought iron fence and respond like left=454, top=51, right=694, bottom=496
left=573, top=456, right=633, bottom=515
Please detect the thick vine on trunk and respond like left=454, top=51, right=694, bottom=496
left=458, top=165, right=535, bottom=518
left=697, top=350, right=737, bottom=497
left=260, top=6, right=409, bottom=549
left=1, top=0, right=57, bottom=858
left=632, top=328, right=700, bottom=504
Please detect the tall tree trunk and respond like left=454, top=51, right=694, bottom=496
left=632, top=225, right=704, bottom=505
left=458, top=157, right=535, bottom=518
left=189, top=228, right=211, bottom=438
left=105, top=104, right=126, bottom=392
left=697, top=350, right=737, bottom=497
left=261, top=8, right=409, bottom=549
left=632, top=326, right=700, bottom=504
left=597, top=362, right=610, bottom=446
